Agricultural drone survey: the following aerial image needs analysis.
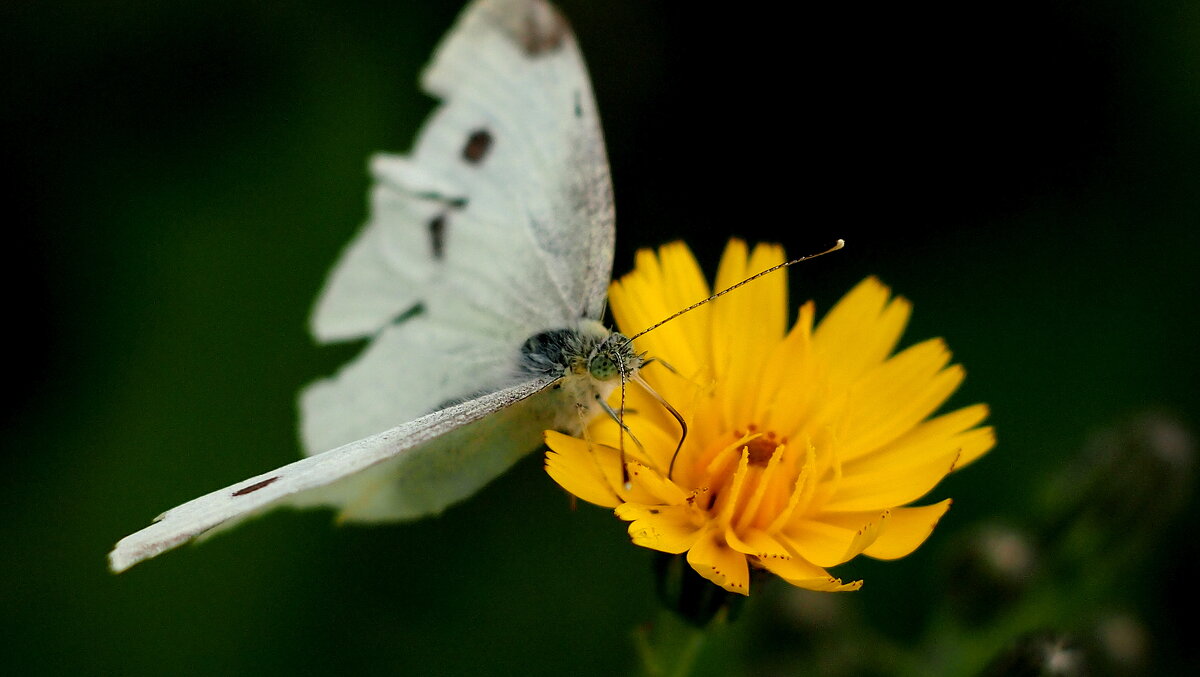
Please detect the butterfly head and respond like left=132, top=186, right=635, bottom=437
left=587, top=332, right=642, bottom=383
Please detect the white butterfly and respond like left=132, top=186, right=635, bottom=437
left=109, top=0, right=637, bottom=573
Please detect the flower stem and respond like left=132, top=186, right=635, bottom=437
left=633, top=608, right=713, bottom=677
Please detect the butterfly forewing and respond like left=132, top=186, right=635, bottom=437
left=312, top=0, right=612, bottom=343
left=417, top=0, right=614, bottom=323
left=303, top=0, right=614, bottom=455
left=109, top=377, right=556, bottom=573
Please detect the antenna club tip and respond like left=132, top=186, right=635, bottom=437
left=834, top=238, right=846, bottom=249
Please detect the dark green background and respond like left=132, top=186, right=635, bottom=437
left=3, top=1, right=1197, bottom=674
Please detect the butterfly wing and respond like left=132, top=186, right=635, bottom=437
left=303, top=0, right=615, bottom=453
left=110, top=0, right=617, bottom=571
left=314, top=0, right=614, bottom=341
left=110, top=375, right=565, bottom=573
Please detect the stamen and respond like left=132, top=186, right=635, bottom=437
left=745, top=436, right=780, bottom=466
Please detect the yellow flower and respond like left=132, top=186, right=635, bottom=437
left=545, top=240, right=995, bottom=595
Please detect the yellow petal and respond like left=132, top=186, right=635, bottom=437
left=838, top=339, right=961, bottom=459
left=544, top=432, right=623, bottom=509
left=610, top=242, right=712, bottom=380
left=618, top=504, right=703, bottom=554
left=687, top=527, right=751, bottom=595
left=624, top=461, right=692, bottom=506
left=781, top=510, right=886, bottom=568
left=793, top=577, right=864, bottom=592
left=862, top=403, right=989, bottom=457
left=822, top=448, right=958, bottom=512
left=844, top=403, right=993, bottom=474
left=544, top=432, right=666, bottom=507
left=861, top=499, right=952, bottom=560
left=952, top=425, right=996, bottom=469
left=711, top=241, right=787, bottom=424
left=813, top=277, right=911, bottom=388
left=758, top=302, right=817, bottom=431
left=589, top=409, right=681, bottom=477
left=780, top=519, right=859, bottom=567
left=758, top=549, right=863, bottom=592
left=724, top=527, right=791, bottom=559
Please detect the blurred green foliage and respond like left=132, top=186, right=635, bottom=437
left=2, top=1, right=1197, bottom=675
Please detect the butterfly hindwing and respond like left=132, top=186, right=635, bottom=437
left=300, top=314, right=516, bottom=455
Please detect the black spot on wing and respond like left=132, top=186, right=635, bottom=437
left=462, top=129, right=493, bottom=165
left=233, top=476, right=279, bottom=496
left=411, top=190, right=467, bottom=209
left=497, top=0, right=569, bottom=56
left=428, top=213, right=447, bottom=259
left=574, top=91, right=583, bottom=119
left=389, top=303, right=425, bottom=326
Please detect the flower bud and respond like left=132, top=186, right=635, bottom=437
left=652, top=552, right=751, bottom=627
left=980, top=631, right=1085, bottom=677
left=1040, top=411, right=1194, bottom=565
left=944, top=524, right=1038, bottom=626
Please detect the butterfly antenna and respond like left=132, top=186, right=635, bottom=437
left=622, top=239, right=845, bottom=346
left=617, top=357, right=631, bottom=489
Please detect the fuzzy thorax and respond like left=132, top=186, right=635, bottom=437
left=517, top=319, right=643, bottom=434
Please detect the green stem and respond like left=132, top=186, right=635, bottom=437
left=633, top=608, right=714, bottom=677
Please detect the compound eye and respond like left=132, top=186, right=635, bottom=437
left=589, top=354, right=618, bottom=381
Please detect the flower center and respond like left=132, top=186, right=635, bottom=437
left=744, top=437, right=778, bottom=466
left=694, top=425, right=795, bottom=530
left=737, top=425, right=785, bottom=467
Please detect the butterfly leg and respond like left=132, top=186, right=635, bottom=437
left=629, top=373, right=688, bottom=480
left=574, top=401, right=626, bottom=503
left=594, top=395, right=654, bottom=475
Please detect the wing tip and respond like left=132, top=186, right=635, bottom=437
left=107, top=541, right=143, bottom=574
left=107, top=521, right=203, bottom=574
left=502, top=0, right=571, bottom=57
left=458, top=0, right=573, bottom=58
